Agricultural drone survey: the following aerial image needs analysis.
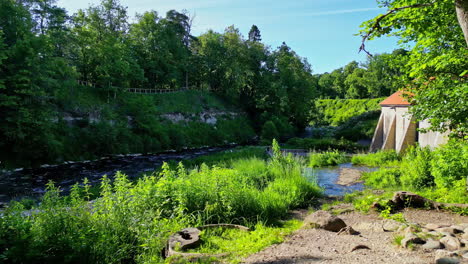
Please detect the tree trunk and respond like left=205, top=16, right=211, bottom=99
left=455, top=0, right=468, bottom=47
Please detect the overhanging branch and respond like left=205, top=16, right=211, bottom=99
left=359, top=1, right=435, bottom=56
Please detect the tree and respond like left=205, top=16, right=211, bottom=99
left=360, top=0, right=468, bottom=137
left=248, top=25, right=261, bottom=42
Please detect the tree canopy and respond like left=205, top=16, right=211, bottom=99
left=359, top=0, right=468, bottom=137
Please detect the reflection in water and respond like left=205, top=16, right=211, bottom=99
left=305, top=163, right=376, bottom=196
left=0, top=147, right=230, bottom=206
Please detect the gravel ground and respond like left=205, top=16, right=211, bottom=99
left=243, top=210, right=468, bottom=264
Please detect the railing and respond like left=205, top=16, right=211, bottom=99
left=76, top=80, right=202, bottom=94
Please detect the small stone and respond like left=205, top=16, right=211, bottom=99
left=426, top=223, right=449, bottom=230
left=303, top=210, right=347, bottom=232
left=404, top=225, right=421, bottom=235
left=461, top=233, right=468, bottom=240
left=440, top=232, right=456, bottom=237
left=401, top=233, right=425, bottom=248
left=382, top=219, right=403, bottom=232
left=462, top=252, right=468, bottom=259
left=437, top=227, right=461, bottom=235
left=440, top=236, right=462, bottom=251
left=422, top=239, right=444, bottom=250
left=451, top=225, right=464, bottom=233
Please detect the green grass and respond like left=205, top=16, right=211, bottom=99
left=0, top=149, right=322, bottom=263
left=284, top=137, right=366, bottom=153
left=183, top=220, right=301, bottom=263
left=351, top=150, right=400, bottom=167
left=345, top=142, right=468, bottom=215
left=178, top=147, right=267, bottom=169
left=308, top=150, right=349, bottom=168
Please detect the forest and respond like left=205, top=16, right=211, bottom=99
left=0, top=0, right=467, bottom=263
left=0, top=0, right=421, bottom=168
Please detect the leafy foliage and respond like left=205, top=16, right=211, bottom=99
left=0, top=150, right=321, bottom=263
left=359, top=0, right=468, bottom=137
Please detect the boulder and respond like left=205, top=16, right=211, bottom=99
left=304, top=210, right=347, bottom=232
left=436, top=227, right=462, bottom=235
left=440, top=236, right=462, bottom=251
left=167, top=227, right=201, bottom=252
left=390, top=191, right=438, bottom=209
left=435, top=258, right=461, bottom=264
left=422, top=239, right=444, bottom=250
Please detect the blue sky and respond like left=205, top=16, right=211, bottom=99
left=57, top=0, right=402, bottom=74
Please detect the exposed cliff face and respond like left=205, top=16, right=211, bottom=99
left=161, top=110, right=239, bottom=125
left=58, top=110, right=242, bottom=127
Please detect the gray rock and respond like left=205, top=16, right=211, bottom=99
left=451, top=225, right=464, bottom=233
left=426, top=223, right=450, bottom=230
left=436, top=227, right=461, bottom=235
left=382, top=219, right=403, bottom=231
left=435, top=258, right=460, bottom=264
left=422, top=239, right=444, bottom=250
left=401, top=233, right=425, bottom=248
left=461, top=232, right=468, bottom=240
left=463, top=252, right=468, bottom=259
left=440, top=236, right=462, bottom=251
left=304, top=210, right=347, bottom=232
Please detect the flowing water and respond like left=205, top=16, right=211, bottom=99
left=0, top=147, right=232, bottom=206
left=306, top=163, right=376, bottom=196
left=0, top=148, right=375, bottom=206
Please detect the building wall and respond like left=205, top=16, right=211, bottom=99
left=371, top=105, right=437, bottom=153
left=418, top=120, right=449, bottom=148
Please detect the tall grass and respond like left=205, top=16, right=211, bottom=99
left=351, top=150, right=400, bottom=167
left=308, top=150, right=349, bottom=168
left=0, top=148, right=321, bottom=263
left=356, top=141, right=468, bottom=214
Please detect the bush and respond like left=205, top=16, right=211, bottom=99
left=400, top=146, right=433, bottom=189
left=431, top=141, right=468, bottom=188
left=308, top=150, right=349, bottom=168
left=284, top=137, right=366, bottom=153
left=362, top=168, right=401, bottom=189
left=0, top=152, right=322, bottom=263
left=351, top=150, right=400, bottom=167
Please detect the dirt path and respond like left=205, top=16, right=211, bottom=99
left=243, top=209, right=468, bottom=264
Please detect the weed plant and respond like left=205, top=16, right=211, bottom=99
left=348, top=141, right=468, bottom=215
left=0, top=143, right=321, bottom=263
left=308, top=150, right=349, bottom=168
left=351, top=150, right=400, bottom=167
left=285, top=137, right=366, bottom=153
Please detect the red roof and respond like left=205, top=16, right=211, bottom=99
left=380, top=91, right=412, bottom=106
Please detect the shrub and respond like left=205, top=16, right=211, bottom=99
left=261, top=121, right=279, bottom=143
left=0, top=152, right=322, bottom=263
left=308, top=150, right=349, bottom=168
left=362, top=168, right=401, bottom=189
left=285, top=137, right=366, bottom=153
left=431, top=141, right=468, bottom=188
left=400, top=146, right=434, bottom=189
left=351, top=150, right=400, bottom=167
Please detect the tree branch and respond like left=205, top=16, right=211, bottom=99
left=359, top=1, right=435, bottom=56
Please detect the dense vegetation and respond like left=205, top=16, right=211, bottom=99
left=349, top=141, right=468, bottom=214
left=359, top=0, right=468, bottom=136
left=0, top=0, right=421, bottom=168
left=314, top=49, right=409, bottom=99
left=0, top=143, right=322, bottom=263
left=306, top=98, right=383, bottom=142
